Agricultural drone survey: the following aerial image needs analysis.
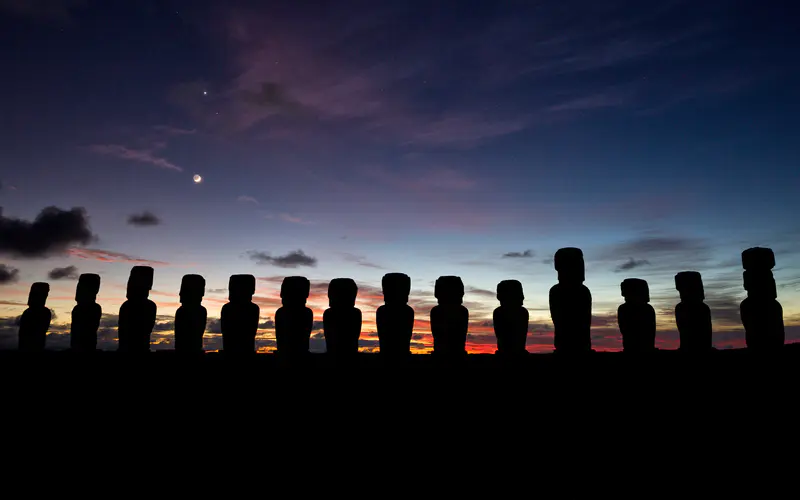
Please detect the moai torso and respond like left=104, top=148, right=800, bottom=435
left=275, top=276, right=313, bottom=356
left=618, top=279, right=656, bottom=352
left=221, top=274, right=260, bottom=354
left=740, top=248, right=785, bottom=350
left=70, top=274, right=102, bottom=352
left=174, top=274, right=207, bottom=354
left=18, top=283, right=51, bottom=352
left=377, top=273, right=414, bottom=356
left=118, top=266, right=157, bottom=353
left=431, top=276, right=468, bottom=356
left=674, top=271, right=712, bottom=352
left=549, top=248, right=592, bottom=353
left=493, top=280, right=529, bottom=355
left=324, top=278, right=362, bottom=356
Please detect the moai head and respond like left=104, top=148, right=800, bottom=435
left=28, top=282, right=50, bottom=308
left=621, top=278, right=650, bottom=303
left=280, top=276, right=310, bottom=307
left=75, top=273, right=100, bottom=304
left=743, top=270, right=777, bottom=300
left=554, top=247, right=585, bottom=283
left=179, top=274, right=205, bottom=305
left=742, top=247, right=775, bottom=271
left=382, top=273, right=411, bottom=305
left=126, top=266, right=153, bottom=300
left=328, top=278, right=358, bottom=308
left=675, top=271, right=704, bottom=302
left=229, top=274, right=256, bottom=303
left=497, top=280, right=524, bottom=307
left=434, top=276, right=464, bottom=306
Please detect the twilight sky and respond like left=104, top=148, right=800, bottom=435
left=1, top=0, right=798, bottom=352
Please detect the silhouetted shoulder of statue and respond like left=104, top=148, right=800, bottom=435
left=18, top=282, right=51, bottom=352
left=493, top=280, right=529, bottom=356
left=549, top=248, right=592, bottom=353
left=221, top=274, right=259, bottom=354
left=617, top=278, right=656, bottom=353
left=71, top=273, right=102, bottom=352
left=175, top=274, right=207, bottom=354
left=377, top=273, right=414, bottom=356
left=674, top=271, right=712, bottom=352
left=431, top=276, right=468, bottom=357
left=118, top=266, right=156, bottom=353
left=324, top=278, right=362, bottom=356
left=275, top=276, right=313, bottom=356
left=740, top=247, right=784, bottom=349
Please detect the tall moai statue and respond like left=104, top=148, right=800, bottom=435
left=377, top=273, right=414, bottom=357
left=118, top=266, right=156, bottom=353
left=221, top=274, right=260, bottom=354
left=617, top=278, right=656, bottom=352
left=674, top=271, right=712, bottom=352
left=275, top=276, right=313, bottom=357
left=18, top=282, right=52, bottom=352
left=549, top=248, right=592, bottom=353
left=430, top=276, right=469, bottom=357
left=323, top=278, right=362, bottom=356
left=70, top=274, right=101, bottom=352
left=740, top=247, right=785, bottom=349
left=174, top=274, right=207, bottom=354
left=493, top=280, right=529, bottom=356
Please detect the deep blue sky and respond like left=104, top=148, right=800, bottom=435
left=1, top=0, right=798, bottom=352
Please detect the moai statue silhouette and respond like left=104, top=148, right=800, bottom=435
left=674, top=271, right=712, bottom=352
left=549, top=248, right=592, bottom=353
left=70, top=274, right=101, bottom=352
left=430, top=276, right=469, bottom=357
left=221, top=274, right=260, bottom=354
left=118, top=266, right=156, bottom=353
left=175, top=274, right=207, bottom=354
left=617, top=278, right=656, bottom=352
left=740, top=247, right=785, bottom=349
left=18, top=282, right=52, bottom=352
left=323, top=278, right=362, bottom=356
left=275, top=276, right=313, bottom=357
left=493, top=280, right=529, bottom=356
left=377, top=273, right=414, bottom=357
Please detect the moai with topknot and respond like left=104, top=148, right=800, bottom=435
left=70, top=274, right=101, bottom=352
left=674, top=271, right=712, bottom=352
left=275, top=276, right=313, bottom=356
left=376, top=273, right=414, bottom=357
left=617, top=278, right=656, bottom=352
left=430, top=276, right=469, bottom=357
left=18, top=282, right=52, bottom=352
left=740, top=247, right=785, bottom=349
left=493, top=280, right=529, bottom=356
left=221, top=274, right=260, bottom=354
left=549, top=248, right=592, bottom=353
left=174, top=274, right=207, bottom=354
left=323, top=278, right=362, bottom=356
left=118, top=266, right=156, bottom=353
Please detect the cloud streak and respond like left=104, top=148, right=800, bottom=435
left=89, top=144, right=183, bottom=172
left=68, top=248, right=168, bottom=266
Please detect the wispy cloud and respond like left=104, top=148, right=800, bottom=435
left=615, top=258, right=651, bottom=272
left=263, top=212, right=313, bottom=225
left=503, top=250, right=534, bottom=259
left=153, top=125, right=197, bottom=136
left=89, top=144, right=183, bottom=172
left=68, top=248, right=168, bottom=266
left=341, top=253, right=384, bottom=270
left=237, top=195, right=260, bottom=205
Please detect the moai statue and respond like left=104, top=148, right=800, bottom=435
left=674, top=271, right=712, bottom=352
left=323, top=278, right=362, bottom=356
left=174, top=274, right=207, bottom=354
left=221, top=274, right=260, bottom=354
left=493, top=280, right=529, bottom=356
left=18, top=282, right=52, bottom=352
left=549, top=248, right=592, bottom=353
left=70, top=273, right=102, bottom=352
left=430, top=276, right=469, bottom=357
left=275, top=276, right=313, bottom=357
left=617, top=278, right=656, bottom=352
left=740, top=247, right=785, bottom=349
left=376, top=273, right=414, bottom=357
left=118, top=266, right=156, bottom=353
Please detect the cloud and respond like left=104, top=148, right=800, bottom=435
left=263, top=212, right=313, bottom=225
left=248, top=249, right=317, bottom=268
left=0, top=264, right=19, bottom=284
left=341, top=253, right=384, bottom=270
left=0, top=206, right=94, bottom=258
left=127, top=211, right=161, bottom=227
left=237, top=195, right=260, bottom=205
left=153, top=125, right=197, bottom=135
left=503, top=250, right=534, bottom=259
left=615, top=258, right=651, bottom=272
left=68, top=248, right=168, bottom=266
left=88, top=144, right=183, bottom=172
left=48, top=265, right=79, bottom=280
left=610, top=236, right=708, bottom=257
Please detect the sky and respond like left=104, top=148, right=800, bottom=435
left=1, top=0, right=798, bottom=353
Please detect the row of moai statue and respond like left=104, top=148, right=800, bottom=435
left=15, top=247, right=786, bottom=355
